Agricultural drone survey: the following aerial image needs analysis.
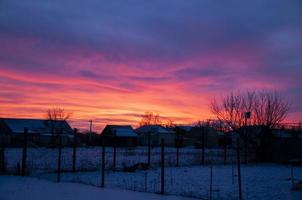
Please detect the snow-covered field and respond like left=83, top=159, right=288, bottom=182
left=0, top=176, right=195, bottom=200
left=4, top=147, right=235, bottom=173
left=4, top=147, right=298, bottom=200
left=38, top=164, right=302, bottom=200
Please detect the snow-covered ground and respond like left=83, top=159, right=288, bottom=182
left=4, top=147, right=235, bottom=173
left=0, top=176, right=196, bottom=200
left=38, top=164, right=302, bottom=200
left=4, top=147, right=299, bottom=199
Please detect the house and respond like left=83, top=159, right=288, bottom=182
left=184, top=126, right=223, bottom=148
left=100, top=125, right=138, bottom=147
left=173, top=126, right=195, bottom=146
left=266, top=128, right=302, bottom=162
left=228, top=126, right=302, bottom=162
left=0, top=118, right=74, bottom=146
left=135, top=125, right=176, bottom=146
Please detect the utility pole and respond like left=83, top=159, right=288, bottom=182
left=244, top=112, right=251, bottom=164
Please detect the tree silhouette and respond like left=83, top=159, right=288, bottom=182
left=139, top=112, right=162, bottom=127
left=210, top=90, right=289, bottom=130
left=45, top=107, right=71, bottom=141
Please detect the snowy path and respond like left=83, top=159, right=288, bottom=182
left=0, top=176, right=196, bottom=200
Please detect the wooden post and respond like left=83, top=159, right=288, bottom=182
left=57, top=133, right=62, bottom=182
left=160, top=138, right=165, bottom=195
left=232, top=156, right=235, bottom=185
left=224, top=133, right=227, bottom=165
left=176, top=145, right=179, bottom=167
left=147, top=132, right=151, bottom=166
left=101, top=139, right=105, bottom=188
left=201, top=126, right=205, bottom=165
left=244, top=135, right=248, bottom=164
left=209, top=166, right=213, bottom=200
left=244, top=116, right=248, bottom=164
left=21, top=128, right=28, bottom=176
left=0, top=140, right=5, bottom=173
left=72, top=128, right=77, bottom=172
left=89, top=120, right=93, bottom=145
left=237, top=138, right=243, bottom=200
left=176, top=135, right=179, bottom=167
left=291, top=165, right=294, bottom=188
left=113, top=132, right=116, bottom=170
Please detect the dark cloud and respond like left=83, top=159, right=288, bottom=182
left=1, top=0, right=301, bottom=62
left=173, top=67, right=228, bottom=81
left=0, top=0, right=301, bottom=125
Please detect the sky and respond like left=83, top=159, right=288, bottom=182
left=0, top=0, right=301, bottom=131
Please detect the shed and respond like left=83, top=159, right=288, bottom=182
left=101, top=125, right=138, bottom=147
left=0, top=118, right=73, bottom=146
left=135, top=125, right=176, bottom=146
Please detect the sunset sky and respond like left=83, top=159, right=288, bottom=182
left=0, top=0, right=301, bottom=131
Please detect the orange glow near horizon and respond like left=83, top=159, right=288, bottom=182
left=0, top=1, right=301, bottom=131
left=0, top=67, right=214, bottom=131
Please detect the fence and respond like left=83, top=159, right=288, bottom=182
left=1, top=129, right=301, bottom=200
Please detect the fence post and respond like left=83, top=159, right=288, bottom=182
left=244, top=129, right=248, bottom=164
left=101, top=138, right=105, bottom=188
left=113, top=132, right=116, bottom=170
left=237, top=138, right=243, bottom=200
left=291, top=165, right=295, bottom=188
left=21, top=128, right=28, bottom=176
left=147, top=132, right=151, bottom=166
left=201, top=126, right=205, bottom=165
left=176, top=135, right=179, bottom=167
left=0, top=136, right=6, bottom=174
left=57, top=133, right=62, bottom=182
left=160, top=138, right=165, bottom=195
left=72, top=128, right=77, bottom=172
left=209, top=166, right=213, bottom=200
left=224, top=133, right=227, bottom=165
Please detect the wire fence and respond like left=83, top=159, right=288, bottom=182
left=1, top=135, right=302, bottom=200
left=2, top=146, right=236, bottom=174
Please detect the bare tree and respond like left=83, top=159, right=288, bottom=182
left=210, top=90, right=289, bottom=130
left=253, top=91, right=289, bottom=129
left=211, top=91, right=247, bottom=131
left=164, top=119, right=175, bottom=128
left=139, top=112, right=162, bottom=127
left=45, top=107, right=71, bottom=139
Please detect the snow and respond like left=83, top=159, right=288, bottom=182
left=2, top=118, right=48, bottom=134
left=114, top=127, right=138, bottom=137
left=38, top=164, right=302, bottom=200
left=0, top=176, right=195, bottom=200
left=4, top=147, right=302, bottom=199
left=103, top=125, right=138, bottom=137
left=0, top=118, right=72, bottom=135
left=4, top=147, right=234, bottom=173
left=135, top=125, right=174, bottom=135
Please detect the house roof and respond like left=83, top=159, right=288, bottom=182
left=0, top=118, right=73, bottom=135
left=103, top=125, right=137, bottom=137
left=135, top=125, right=175, bottom=135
